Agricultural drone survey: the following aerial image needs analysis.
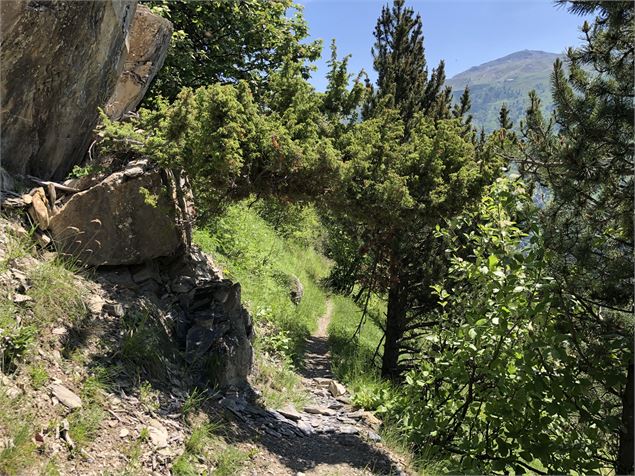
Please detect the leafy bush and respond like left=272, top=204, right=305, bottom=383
left=383, top=177, right=628, bottom=474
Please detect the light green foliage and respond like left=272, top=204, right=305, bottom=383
left=194, top=201, right=329, bottom=358
left=384, top=177, right=626, bottom=474
left=28, top=363, right=49, bottom=389
left=68, top=163, right=104, bottom=179
left=138, top=187, right=159, bottom=208
left=68, top=404, right=105, bottom=450
left=146, top=0, right=321, bottom=102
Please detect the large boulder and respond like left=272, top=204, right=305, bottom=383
left=105, top=5, right=173, bottom=120
left=48, top=160, right=192, bottom=266
left=0, top=0, right=137, bottom=180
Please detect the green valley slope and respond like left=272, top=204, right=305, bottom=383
left=447, top=50, right=562, bottom=132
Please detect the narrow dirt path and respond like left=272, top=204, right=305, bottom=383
left=301, top=299, right=334, bottom=380
left=227, top=299, right=409, bottom=475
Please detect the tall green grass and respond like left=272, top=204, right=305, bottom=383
left=193, top=201, right=331, bottom=407
left=328, top=294, right=390, bottom=410
left=194, top=201, right=329, bottom=360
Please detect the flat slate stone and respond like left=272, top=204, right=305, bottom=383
left=51, top=384, right=82, bottom=409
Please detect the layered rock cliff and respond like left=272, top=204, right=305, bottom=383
left=0, top=0, right=136, bottom=180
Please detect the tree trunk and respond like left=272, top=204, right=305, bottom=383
left=381, top=274, right=408, bottom=380
left=617, top=360, right=634, bottom=475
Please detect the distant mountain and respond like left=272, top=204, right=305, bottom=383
left=446, top=50, right=563, bottom=132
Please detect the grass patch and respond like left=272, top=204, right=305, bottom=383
left=119, top=431, right=149, bottom=476
left=80, top=365, right=115, bottom=405
left=328, top=294, right=389, bottom=409
left=0, top=227, right=32, bottom=272
left=0, top=391, right=37, bottom=475
left=181, top=387, right=209, bottom=418
left=172, top=421, right=253, bottom=476
left=28, top=363, right=49, bottom=389
left=213, top=445, right=254, bottom=476
left=41, top=458, right=61, bottom=476
left=0, top=298, right=36, bottom=373
left=118, top=309, right=170, bottom=381
left=193, top=201, right=330, bottom=361
left=138, top=381, right=160, bottom=412
left=27, top=258, right=86, bottom=325
left=67, top=404, right=104, bottom=450
left=251, top=353, right=308, bottom=409
left=194, top=201, right=330, bottom=408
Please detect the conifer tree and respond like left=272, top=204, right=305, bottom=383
left=346, top=0, right=494, bottom=379
left=369, top=0, right=450, bottom=132
left=519, top=2, right=633, bottom=473
left=498, top=103, right=513, bottom=130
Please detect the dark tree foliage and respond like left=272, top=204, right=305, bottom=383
left=498, top=103, right=513, bottom=130
left=518, top=1, right=634, bottom=473
left=144, top=0, right=321, bottom=102
left=363, top=0, right=488, bottom=379
left=369, top=0, right=452, bottom=131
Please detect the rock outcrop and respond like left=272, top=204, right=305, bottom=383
left=95, top=245, right=253, bottom=389
left=105, top=5, right=173, bottom=121
left=0, top=0, right=137, bottom=180
left=48, top=160, right=192, bottom=267
left=0, top=1, right=172, bottom=181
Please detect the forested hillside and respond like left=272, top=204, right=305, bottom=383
left=446, top=50, right=561, bottom=132
left=1, top=0, right=632, bottom=474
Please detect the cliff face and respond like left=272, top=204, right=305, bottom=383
left=105, top=4, right=173, bottom=121
left=0, top=0, right=136, bottom=180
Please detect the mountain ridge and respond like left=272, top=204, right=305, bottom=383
left=447, top=49, right=563, bottom=132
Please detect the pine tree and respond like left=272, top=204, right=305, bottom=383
left=498, top=103, right=513, bottom=130
left=362, top=0, right=491, bottom=379
left=370, top=0, right=450, bottom=132
left=520, top=2, right=633, bottom=473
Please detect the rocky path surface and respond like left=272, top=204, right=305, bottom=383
left=224, top=299, right=409, bottom=475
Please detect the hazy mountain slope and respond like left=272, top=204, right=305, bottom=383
left=447, top=50, right=563, bottom=132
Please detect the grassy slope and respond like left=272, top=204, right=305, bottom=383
left=193, top=202, right=331, bottom=408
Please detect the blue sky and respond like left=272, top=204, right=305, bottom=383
left=296, top=0, right=588, bottom=91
